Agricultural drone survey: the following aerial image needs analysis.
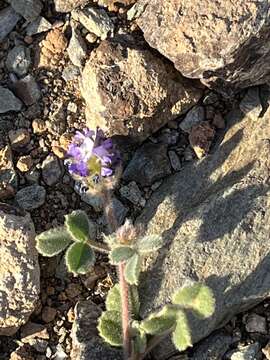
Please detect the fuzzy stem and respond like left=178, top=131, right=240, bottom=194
left=87, top=239, right=110, bottom=254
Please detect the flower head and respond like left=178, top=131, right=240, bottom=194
left=65, top=128, right=121, bottom=188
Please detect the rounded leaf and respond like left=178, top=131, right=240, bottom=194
left=172, top=310, right=192, bottom=352
left=98, top=310, right=122, bottom=347
left=65, top=242, right=95, bottom=274
left=106, top=284, right=121, bottom=312
left=172, top=283, right=215, bottom=318
left=65, top=210, right=91, bottom=242
left=140, top=305, right=177, bottom=335
left=124, top=253, right=140, bottom=285
left=109, top=246, right=135, bottom=265
left=36, top=227, right=72, bottom=257
left=136, top=234, right=163, bottom=254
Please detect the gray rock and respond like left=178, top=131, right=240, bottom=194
left=168, top=150, right=181, bottom=171
left=0, top=87, right=22, bottom=113
left=245, top=313, right=267, bottom=334
left=72, top=6, right=114, bottom=40
left=16, top=185, right=46, bottom=210
left=71, top=300, right=122, bottom=360
left=136, top=106, right=270, bottom=358
left=120, top=181, right=146, bottom=207
left=239, top=87, right=263, bottom=120
left=13, top=75, right=41, bottom=106
left=62, top=65, right=80, bottom=82
left=227, top=343, right=261, bottom=360
left=41, top=154, right=63, bottom=186
left=7, top=0, right=42, bottom=21
left=0, top=204, right=40, bottom=335
left=6, top=45, right=31, bottom=77
left=67, top=27, right=87, bottom=68
left=108, top=197, right=128, bottom=228
left=0, top=146, right=17, bottom=200
left=0, top=6, right=21, bottom=41
left=137, top=0, right=270, bottom=94
left=26, top=16, right=53, bottom=36
left=180, top=105, right=205, bottom=133
left=123, top=143, right=171, bottom=186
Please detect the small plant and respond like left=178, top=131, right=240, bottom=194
left=36, top=128, right=215, bottom=360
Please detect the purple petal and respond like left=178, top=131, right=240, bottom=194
left=101, top=167, right=113, bottom=177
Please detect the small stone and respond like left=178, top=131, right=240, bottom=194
left=67, top=102, right=78, bottom=113
left=67, top=308, right=75, bottom=323
left=245, top=313, right=267, bottom=334
left=158, top=129, right=179, bottom=145
left=123, top=143, right=171, bottom=186
left=262, top=342, right=270, bottom=360
left=189, top=122, right=215, bottom=159
left=183, top=146, right=195, bottom=161
left=212, top=113, right=225, bottom=129
left=6, top=45, right=31, bottom=77
left=7, top=0, right=43, bottom=21
left=13, top=75, right=41, bottom=106
left=62, top=65, right=80, bottom=82
left=32, top=118, right=46, bottom=134
left=85, top=32, right=98, bottom=43
left=0, top=87, right=22, bottom=113
left=42, top=306, right=57, bottom=323
left=52, top=145, right=66, bottom=159
left=15, top=185, right=46, bottom=210
left=180, top=105, right=205, bottom=133
left=168, top=150, right=181, bottom=171
left=0, top=6, right=21, bottom=41
left=72, top=6, right=114, bottom=40
left=65, top=283, right=82, bottom=299
left=17, top=155, right=33, bottom=172
left=29, top=338, right=48, bottom=353
left=0, top=145, right=17, bottom=199
left=21, top=322, right=49, bottom=342
left=9, top=128, right=31, bottom=149
left=104, top=197, right=129, bottom=227
left=67, top=27, right=87, bottom=68
left=41, top=154, right=63, bottom=186
left=240, top=87, right=263, bottom=120
left=10, top=344, right=34, bottom=360
left=25, top=168, right=40, bottom=184
left=120, top=181, right=146, bottom=207
left=26, top=16, right=53, bottom=36
left=228, top=343, right=261, bottom=360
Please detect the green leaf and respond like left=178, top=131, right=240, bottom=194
left=65, top=210, right=91, bottom=243
left=109, top=246, right=135, bottom=264
left=105, top=284, right=140, bottom=318
left=124, top=253, right=140, bottom=285
left=131, top=321, right=147, bottom=354
left=140, top=305, right=177, bottom=335
left=98, top=310, right=122, bottom=347
left=136, top=234, right=163, bottom=254
left=172, top=283, right=215, bottom=318
left=36, top=227, right=72, bottom=257
left=65, top=242, right=95, bottom=274
left=172, top=310, right=192, bottom=352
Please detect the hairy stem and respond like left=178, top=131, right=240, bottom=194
left=119, top=262, right=131, bottom=359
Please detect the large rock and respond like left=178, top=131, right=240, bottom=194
left=0, top=204, right=40, bottom=335
left=7, top=0, right=42, bottom=21
left=81, top=37, right=203, bottom=141
left=0, top=87, right=22, bottom=113
left=137, top=0, right=270, bottom=94
left=136, top=105, right=270, bottom=357
left=0, top=6, right=21, bottom=42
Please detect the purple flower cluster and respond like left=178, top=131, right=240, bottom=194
left=66, top=128, right=121, bottom=184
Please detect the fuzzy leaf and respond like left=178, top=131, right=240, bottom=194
left=172, top=310, right=192, bottom=352
left=65, top=242, right=95, bottom=274
left=98, top=310, right=122, bottom=347
left=65, top=210, right=90, bottom=242
left=131, top=321, right=147, bottom=354
left=136, top=234, right=163, bottom=254
left=172, top=283, right=215, bottom=318
left=36, top=227, right=72, bottom=256
left=110, top=246, right=135, bottom=264
left=140, top=305, right=177, bottom=335
left=103, top=233, right=117, bottom=247
left=106, top=284, right=140, bottom=318
left=124, top=253, right=140, bottom=285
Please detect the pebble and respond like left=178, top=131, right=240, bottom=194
left=168, top=150, right=182, bottom=171
left=41, top=154, right=63, bottom=186
left=26, top=16, right=53, bottom=36
left=17, top=155, right=33, bottom=172
left=67, top=102, right=77, bottom=113
left=42, top=306, right=57, bottom=323
left=0, top=6, right=21, bottom=42
left=0, top=145, right=17, bottom=200
left=9, top=128, right=31, bottom=149
left=180, top=105, right=205, bottom=133
left=227, top=343, right=261, bottom=360
left=32, top=118, right=47, bottom=134
left=120, top=181, right=146, bottom=207
left=158, top=129, right=179, bottom=145
left=0, top=87, right=22, bottom=113
left=85, top=32, right=98, bottom=43
left=6, top=45, right=31, bottom=77
left=62, top=65, right=80, bottom=82
left=189, top=122, right=215, bottom=159
left=67, top=26, right=87, bottom=68
left=13, top=75, right=41, bottom=106
left=262, top=342, right=270, bottom=359
left=21, top=322, right=49, bottom=341
left=72, top=6, right=114, bottom=40
left=15, top=185, right=46, bottom=210
left=245, top=313, right=267, bottom=334
left=65, top=283, right=82, bottom=299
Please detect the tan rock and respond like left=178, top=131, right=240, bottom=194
left=95, top=0, right=136, bottom=12
left=81, top=38, right=203, bottom=141
left=0, top=204, right=40, bottom=335
left=9, top=128, right=31, bottom=149
left=17, top=155, right=33, bottom=172
left=54, top=0, right=89, bottom=12
left=32, top=118, right=47, bottom=134
left=0, top=145, right=17, bottom=200
left=189, top=122, right=216, bottom=159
